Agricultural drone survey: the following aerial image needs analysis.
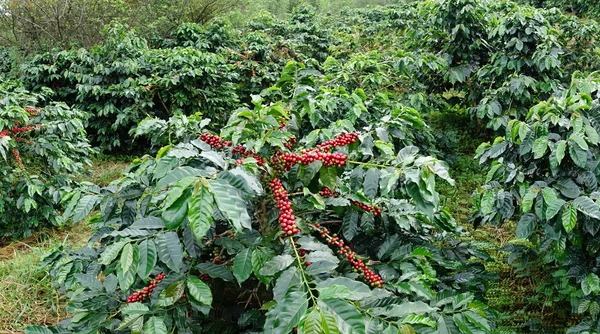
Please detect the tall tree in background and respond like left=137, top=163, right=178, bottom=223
left=0, top=0, right=239, bottom=52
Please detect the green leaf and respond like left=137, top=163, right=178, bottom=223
left=155, top=232, right=183, bottom=272
left=374, top=140, right=394, bottom=156
left=120, top=243, right=134, bottom=273
left=188, top=183, right=214, bottom=243
left=480, top=191, right=494, bottom=215
left=158, top=280, right=185, bottom=307
left=555, top=140, right=567, bottom=165
left=131, top=217, right=165, bottom=229
left=196, top=263, right=234, bottom=281
left=264, top=291, right=309, bottom=334
left=464, top=311, right=491, bottom=331
left=400, top=314, right=436, bottom=327
left=317, top=285, right=353, bottom=300
left=377, top=235, right=400, bottom=260
left=24, top=326, right=53, bottom=334
left=573, top=196, right=600, bottom=219
left=562, top=204, right=577, bottom=232
left=569, top=142, right=588, bottom=168
left=489, top=140, right=507, bottom=159
left=586, top=124, right=599, bottom=145
left=370, top=301, right=435, bottom=317
left=437, top=315, right=459, bottom=334
left=117, top=314, right=144, bottom=332
left=161, top=188, right=191, bottom=229
left=75, top=273, right=103, bottom=292
left=252, top=248, right=275, bottom=284
left=363, top=168, right=380, bottom=200
left=342, top=210, right=359, bottom=241
left=570, top=133, right=589, bottom=150
left=260, top=254, right=294, bottom=276
left=122, top=302, right=150, bottom=314
left=301, top=308, right=324, bottom=334
left=137, top=239, right=157, bottom=279
left=209, top=179, right=251, bottom=231
left=546, top=198, right=565, bottom=220
left=273, top=266, right=302, bottom=302
left=233, top=248, right=253, bottom=284
left=532, top=136, right=548, bottom=159
left=317, top=277, right=372, bottom=301
left=318, top=298, right=366, bottom=334
left=117, top=263, right=136, bottom=291
left=72, top=195, right=99, bottom=223
left=187, top=277, right=212, bottom=306
left=516, top=213, right=537, bottom=239
left=302, top=161, right=323, bottom=185
left=521, top=187, right=538, bottom=213
left=163, top=177, right=196, bottom=209
left=143, top=317, right=168, bottom=334
left=320, top=166, right=338, bottom=190
left=305, top=260, right=338, bottom=275
left=555, top=178, right=581, bottom=199
left=157, top=166, right=213, bottom=190
left=582, top=273, right=600, bottom=296
left=543, top=188, right=564, bottom=219
left=99, top=240, right=128, bottom=266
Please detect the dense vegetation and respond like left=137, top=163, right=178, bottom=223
left=0, top=0, right=599, bottom=333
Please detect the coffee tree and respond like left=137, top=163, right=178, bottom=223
left=471, top=71, right=600, bottom=331
left=0, top=81, right=94, bottom=236
left=31, top=69, right=493, bottom=333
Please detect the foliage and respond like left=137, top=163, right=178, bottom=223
left=0, top=81, right=95, bottom=236
left=472, top=71, right=600, bottom=330
left=21, top=24, right=239, bottom=150
left=518, top=0, right=600, bottom=20
left=0, top=0, right=241, bottom=52
left=33, top=67, right=494, bottom=333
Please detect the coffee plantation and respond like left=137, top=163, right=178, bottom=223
left=0, top=0, right=599, bottom=333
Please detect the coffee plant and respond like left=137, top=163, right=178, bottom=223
left=21, top=24, right=239, bottom=150
left=472, top=71, right=600, bottom=330
left=30, top=75, right=495, bottom=333
left=0, top=81, right=95, bottom=236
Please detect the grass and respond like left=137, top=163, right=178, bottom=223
left=80, top=154, right=132, bottom=187
left=0, top=157, right=129, bottom=332
left=0, top=223, right=92, bottom=332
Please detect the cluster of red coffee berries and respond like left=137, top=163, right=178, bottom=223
left=199, top=273, right=211, bottom=281
left=0, top=130, right=7, bottom=138
left=319, top=187, right=338, bottom=197
left=353, top=201, right=382, bottom=216
left=126, top=272, right=166, bottom=303
left=271, top=151, right=348, bottom=172
left=314, top=224, right=383, bottom=287
left=13, top=149, right=22, bottom=166
left=301, top=152, right=347, bottom=167
left=269, top=178, right=300, bottom=236
left=200, top=132, right=232, bottom=150
left=232, top=145, right=266, bottom=166
left=302, top=132, right=360, bottom=154
left=284, top=137, right=297, bottom=150
left=25, top=107, right=40, bottom=116
left=298, top=248, right=312, bottom=267
left=11, top=125, right=37, bottom=134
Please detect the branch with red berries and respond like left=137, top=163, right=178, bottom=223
left=312, top=223, right=383, bottom=288
left=126, top=272, right=166, bottom=303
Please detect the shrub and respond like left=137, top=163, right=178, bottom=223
left=0, top=81, right=94, bottom=236
left=472, top=71, right=600, bottom=330
left=21, top=25, right=239, bottom=151
left=34, top=69, right=493, bottom=333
